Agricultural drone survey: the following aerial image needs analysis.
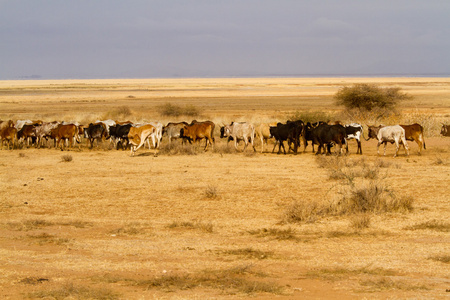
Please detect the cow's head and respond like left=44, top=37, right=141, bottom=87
left=367, top=125, right=382, bottom=140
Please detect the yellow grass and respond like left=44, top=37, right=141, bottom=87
left=0, top=77, right=449, bottom=299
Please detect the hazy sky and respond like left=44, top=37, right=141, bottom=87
left=1, top=0, right=449, bottom=79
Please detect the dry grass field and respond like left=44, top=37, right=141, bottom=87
left=0, top=78, right=449, bottom=299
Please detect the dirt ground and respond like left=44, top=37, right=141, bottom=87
left=0, top=78, right=449, bottom=299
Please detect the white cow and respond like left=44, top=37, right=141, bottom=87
left=255, top=123, right=276, bottom=153
left=220, top=122, right=256, bottom=152
left=376, top=125, right=409, bottom=157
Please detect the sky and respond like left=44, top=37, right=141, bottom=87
left=1, top=0, right=449, bottom=79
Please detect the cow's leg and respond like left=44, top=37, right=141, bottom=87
left=357, top=139, right=362, bottom=154
left=377, top=141, right=381, bottom=155
left=272, top=140, right=278, bottom=153
left=402, top=137, right=409, bottom=156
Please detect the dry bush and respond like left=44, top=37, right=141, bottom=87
left=284, top=158, right=413, bottom=224
left=337, top=181, right=413, bottom=215
left=157, top=103, right=201, bottom=117
left=401, top=109, right=441, bottom=137
left=283, top=201, right=322, bottom=223
left=102, top=105, right=133, bottom=120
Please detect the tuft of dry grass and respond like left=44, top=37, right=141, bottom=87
left=110, top=222, right=152, bottom=236
left=220, top=247, right=274, bottom=260
left=61, top=154, right=73, bottom=162
left=167, top=220, right=214, bottom=233
left=307, top=266, right=396, bottom=281
left=27, top=233, right=70, bottom=246
left=359, top=277, right=429, bottom=291
left=29, top=282, right=119, bottom=300
left=403, top=220, right=450, bottom=232
left=428, top=255, right=450, bottom=264
left=350, top=213, right=371, bottom=229
left=132, top=265, right=284, bottom=295
left=248, top=227, right=298, bottom=241
left=158, top=143, right=199, bottom=155
left=204, top=184, right=218, bottom=199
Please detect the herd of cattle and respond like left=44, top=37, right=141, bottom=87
left=0, top=118, right=448, bottom=157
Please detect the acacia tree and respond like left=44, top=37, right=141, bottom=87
left=334, top=83, right=410, bottom=111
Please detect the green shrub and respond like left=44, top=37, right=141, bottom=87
left=335, top=83, right=410, bottom=111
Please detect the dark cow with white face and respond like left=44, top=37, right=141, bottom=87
left=344, top=123, right=364, bottom=154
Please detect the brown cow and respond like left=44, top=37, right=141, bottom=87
left=128, top=124, right=156, bottom=156
left=17, top=124, right=38, bottom=147
left=51, top=124, right=81, bottom=150
left=400, top=123, right=426, bottom=154
left=0, top=126, right=18, bottom=150
left=440, top=124, right=450, bottom=137
left=180, top=121, right=215, bottom=150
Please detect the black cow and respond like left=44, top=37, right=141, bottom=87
left=269, top=121, right=303, bottom=154
left=302, top=121, right=326, bottom=152
left=84, top=123, right=108, bottom=148
left=109, top=124, right=133, bottom=150
left=311, top=123, right=346, bottom=155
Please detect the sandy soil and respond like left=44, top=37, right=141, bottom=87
left=0, top=78, right=449, bottom=299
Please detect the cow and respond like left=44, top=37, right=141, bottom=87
left=95, top=119, right=116, bottom=134
left=109, top=124, right=133, bottom=150
left=441, top=124, right=450, bottom=137
left=311, top=123, right=346, bottom=155
left=128, top=124, right=156, bottom=156
left=255, top=123, right=276, bottom=153
left=344, top=123, right=364, bottom=154
left=302, top=121, right=326, bottom=152
left=51, top=124, right=81, bottom=150
left=145, top=121, right=163, bottom=149
left=84, top=123, right=108, bottom=148
left=180, top=121, right=215, bottom=150
left=34, top=121, right=60, bottom=148
left=15, top=120, right=33, bottom=131
left=374, top=125, right=409, bottom=157
left=0, top=125, right=17, bottom=150
left=400, top=123, right=426, bottom=154
left=162, top=122, right=189, bottom=143
left=220, top=122, right=256, bottom=152
left=17, top=124, right=38, bottom=147
left=269, top=121, right=303, bottom=155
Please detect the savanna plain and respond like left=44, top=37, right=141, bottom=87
left=0, top=78, right=449, bottom=299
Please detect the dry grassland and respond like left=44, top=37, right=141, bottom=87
left=0, top=78, right=449, bottom=299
